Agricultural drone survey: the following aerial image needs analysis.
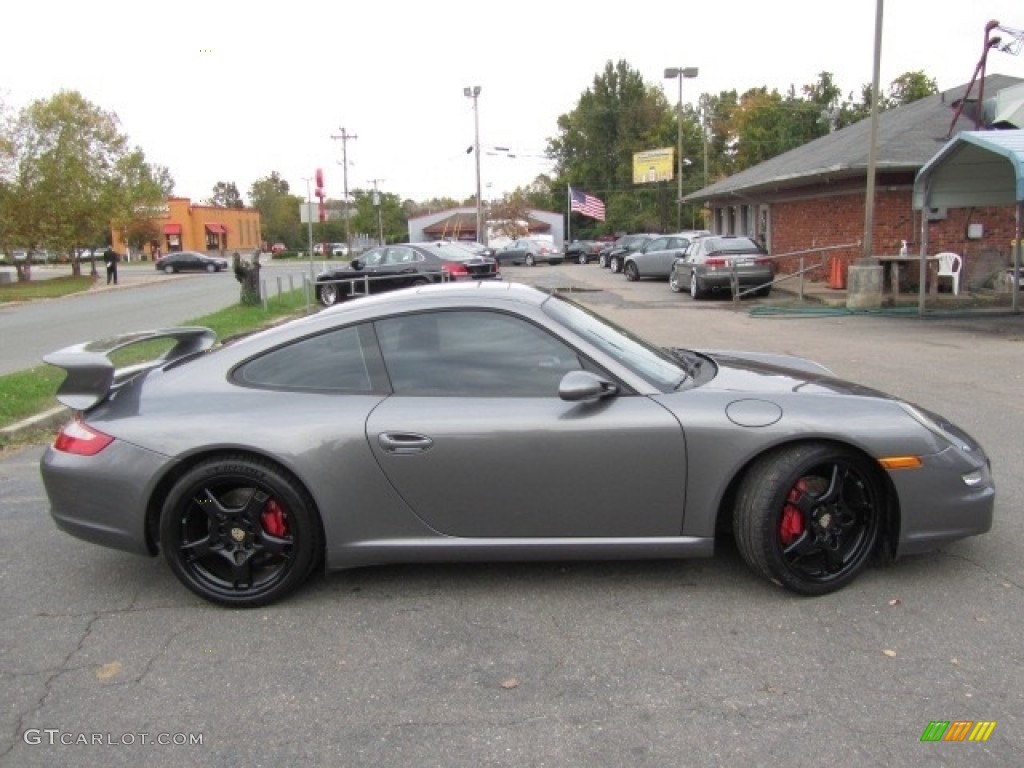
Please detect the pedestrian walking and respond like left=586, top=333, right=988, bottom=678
left=103, top=247, right=120, bottom=285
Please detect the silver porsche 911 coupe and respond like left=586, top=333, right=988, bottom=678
left=39, top=282, right=994, bottom=607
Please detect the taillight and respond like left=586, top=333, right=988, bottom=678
left=53, top=420, right=114, bottom=456
left=754, top=257, right=772, bottom=264
left=705, top=258, right=726, bottom=266
left=539, top=246, right=550, bottom=255
left=443, top=262, right=469, bottom=278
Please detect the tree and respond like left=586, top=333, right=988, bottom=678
left=1, top=90, right=171, bottom=279
left=248, top=172, right=302, bottom=248
left=211, top=181, right=244, bottom=208
left=547, top=60, right=679, bottom=231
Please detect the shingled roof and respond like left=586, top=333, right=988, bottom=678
left=684, top=73, right=1024, bottom=203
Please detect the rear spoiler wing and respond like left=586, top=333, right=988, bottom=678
left=43, top=327, right=217, bottom=410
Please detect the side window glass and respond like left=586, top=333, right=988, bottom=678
left=375, top=311, right=583, bottom=397
left=235, top=324, right=383, bottom=392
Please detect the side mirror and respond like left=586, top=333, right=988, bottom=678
left=559, top=370, right=618, bottom=402
left=350, top=259, right=363, bottom=270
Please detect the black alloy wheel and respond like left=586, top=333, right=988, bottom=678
left=733, top=442, right=884, bottom=595
left=160, top=455, right=322, bottom=607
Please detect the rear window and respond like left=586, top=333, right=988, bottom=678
left=706, top=237, right=765, bottom=254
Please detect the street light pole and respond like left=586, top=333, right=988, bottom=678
left=464, top=85, right=483, bottom=244
left=664, top=66, right=699, bottom=230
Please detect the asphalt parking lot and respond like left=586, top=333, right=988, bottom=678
left=2, top=264, right=1022, bottom=767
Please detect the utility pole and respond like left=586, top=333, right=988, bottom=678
left=331, top=127, right=358, bottom=254
left=368, top=178, right=385, bottom=245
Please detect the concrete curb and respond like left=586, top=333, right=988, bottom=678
left=0, top=405, right=70, bottom=442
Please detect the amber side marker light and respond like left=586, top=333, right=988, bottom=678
left=878, top=456, right=923, bottom=470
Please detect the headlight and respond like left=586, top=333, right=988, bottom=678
left=899, top=402, right=975, bottom=452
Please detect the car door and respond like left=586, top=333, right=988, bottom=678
left=634, top=237, right=667, bottom=276
left=365, top=309, right=688, bottom=538
left=651, top=237, right=688, bottom=276
left=500, top=240, right=527, bottom=264
left=350, top=247, right=387, bottom=292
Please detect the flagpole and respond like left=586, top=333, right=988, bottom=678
left=566, top=184, right=572, bottom=245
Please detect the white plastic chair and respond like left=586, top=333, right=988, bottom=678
left=936, top=252, right=963, bottom=295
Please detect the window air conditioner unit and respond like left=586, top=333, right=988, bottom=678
left=927, top=207, right=947, bottom=221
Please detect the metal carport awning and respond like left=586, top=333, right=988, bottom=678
left=913, top=129, right=1024, bottom=314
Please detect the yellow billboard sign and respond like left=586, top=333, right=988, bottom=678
left=633, top=148, right=674, bottom=184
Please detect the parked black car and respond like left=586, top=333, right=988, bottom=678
left=315, top=242, right=500, bottom=306
left=564, top=240, right=605, bottom=265
left=155, top=251, right=229, bottom=274
left=598, top=234, right=659, bottom=272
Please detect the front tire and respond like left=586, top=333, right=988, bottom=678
left=206, top=263, right=216, bottom=273
left=319, top=283, right=339, bottom=306
left=733, top=442, right=884, bottom=596
left=625, top=262, right=639, bottom=281
left=159, top=455, right=323, bottom=607
left=609, top=256, right=621, bottom=274
left=578, top=253, right=588, bottom=265
left=669, top=271, right=683, bottom=293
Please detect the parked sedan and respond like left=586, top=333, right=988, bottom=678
left=565, top=240, right=605, bottom=265
left=155, top=251, right=229, bottom=274
left=670, top=235, right=776, bottom=299
left=494, top=238, right=564, bottom=266
left=315, top=242, right=499, bottom=306
left=623, top=231, right=709, bottom=281
left=40, top=281, right=993, bottom=607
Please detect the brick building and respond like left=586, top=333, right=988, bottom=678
left=684, top=74, right=1023, bottom=289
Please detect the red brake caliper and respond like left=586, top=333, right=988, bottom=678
left=261, top=499, right=288, bottom=537
left=779, top=480, right=807, bottom=545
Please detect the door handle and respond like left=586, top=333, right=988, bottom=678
left=378, top=432, right=434, bottom=454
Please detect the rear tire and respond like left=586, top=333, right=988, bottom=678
left=669, top=272, right=683, bottom=293
left=164, top=265, right=175, bottom=275
left=690, top=271, right=705, bottom=299
left=159, top=455, right=322, bottom=607
left=578, top=253, right=588, bottom=265
left=525, top=254, right=536, bottom=267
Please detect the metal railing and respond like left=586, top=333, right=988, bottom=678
left=730, top=241, right=861, bottom=306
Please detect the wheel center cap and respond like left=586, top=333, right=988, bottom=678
left=818, top=512, right=833, bottom=529
left=230, top=527, right=246, bottom=543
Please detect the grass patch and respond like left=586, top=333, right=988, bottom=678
left=1, top=287, right=318, bottom=438
left=0, top=366, right=66, bottom=428
left=0, top=275, right=95, bottom=302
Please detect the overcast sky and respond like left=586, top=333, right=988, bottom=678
left=4, top=1, right=1022, bottom=206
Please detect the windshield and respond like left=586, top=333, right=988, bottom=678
left=542, top=293, right=687, bottom=391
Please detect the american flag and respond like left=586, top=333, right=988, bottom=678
left=569, top=187, right=606, bottom=221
